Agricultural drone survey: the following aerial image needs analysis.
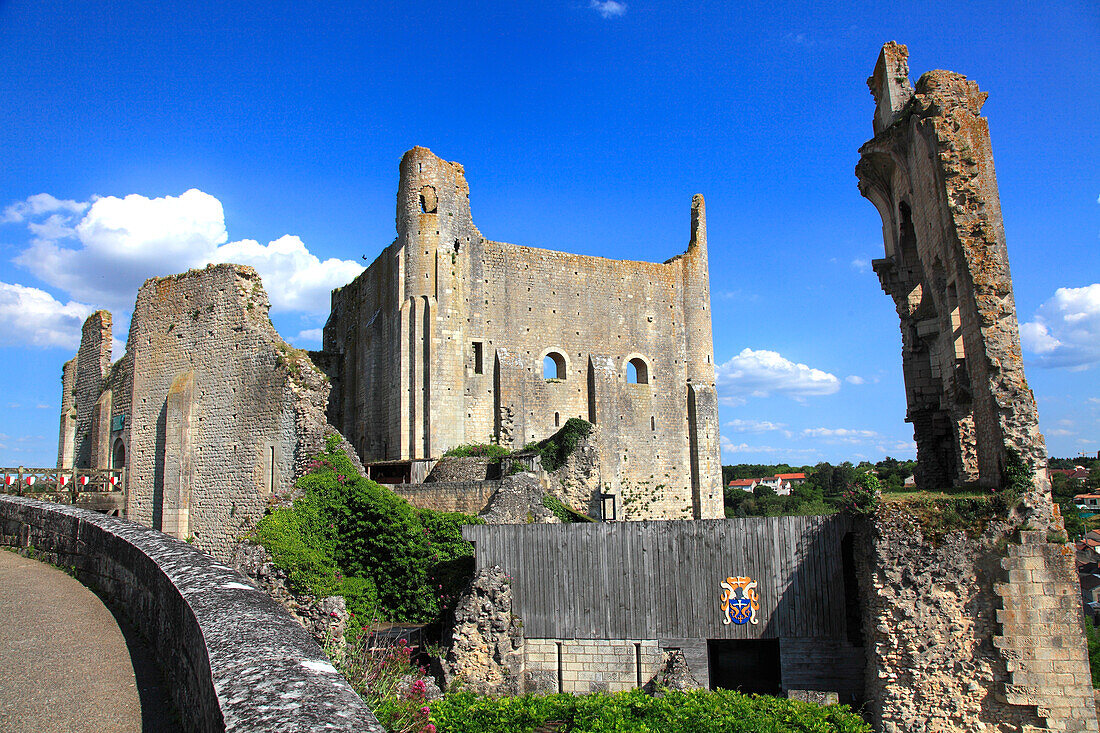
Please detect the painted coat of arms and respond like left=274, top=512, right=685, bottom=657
left=720, top=576, right=759, bottom=625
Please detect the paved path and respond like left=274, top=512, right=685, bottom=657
left=0, top=549, right=181, bottom=732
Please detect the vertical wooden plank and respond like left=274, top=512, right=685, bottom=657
left=651, top=519, right=668, bottom=633
left=599, top=523, right=614, bottom=637
left=641, top=521, right=656, bottom=639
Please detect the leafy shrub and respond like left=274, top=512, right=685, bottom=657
left=429, top=687, right=870, bottom=733
left=839, top=473, right=881, bottom=516
left=444, top=443, right=511, bottom=459
left=533, top=418, right=593, bottom=472
left=338, top=575, right=380, bottom=628
left=253, top=436, right=480, bottom=624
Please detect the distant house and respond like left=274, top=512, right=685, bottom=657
left=727, top=472, right=807, bottom=497
left=903, top=474, right=916, bottom=488
left=728, top=478, right=756, bottom=492
left=1074, top=494, right=1100, bottom=512
left=1053, top=467, right=1091, bottom=482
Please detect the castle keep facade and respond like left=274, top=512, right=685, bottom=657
left=318, top=147, right=724, bottom=520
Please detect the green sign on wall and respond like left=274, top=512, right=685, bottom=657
left=111, top=414, right=125, bottom=433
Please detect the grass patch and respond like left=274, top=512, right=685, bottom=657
left=443, top=443, right=511, bottom=460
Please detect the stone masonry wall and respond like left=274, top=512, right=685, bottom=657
left=322, top=147, right=723, bottom=520
left=70, top=310, right=112, bottom=468
left=858, top=506, right=1098, bottom=732
left=391, top=480, right=500, bottom=515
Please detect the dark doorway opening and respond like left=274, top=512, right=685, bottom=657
left=707, top=639, right=781, bottom=694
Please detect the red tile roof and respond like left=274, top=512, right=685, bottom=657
left=775, top=473, right=806, bottom=480
left=728, top=478, right=755, bottom=487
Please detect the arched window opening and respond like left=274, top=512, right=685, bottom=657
left=111, top=439, right=126, bottom=469
left=543, top=352, right=566, bottom=380
left=627, top=357, right=649, bottom=385
left=555, top=412, right=560, bottom=427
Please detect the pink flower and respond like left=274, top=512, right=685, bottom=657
left=425, top=725, right=436, bottom=733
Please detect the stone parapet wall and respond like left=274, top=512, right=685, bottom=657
left=0, top=495, right=382, bottom=733
left=425, top=457, right=501, bottom=483
left=391, top=480, right=501, bottom=514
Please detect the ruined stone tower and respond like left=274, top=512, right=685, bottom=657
left=856, top=43, right=1048, bottom=492
left=320, top=147, right=724, bottom=519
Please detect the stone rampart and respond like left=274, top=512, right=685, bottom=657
left=392, top=480, right=501, bottom=514
left=858, top=506, right=1097, bottom=732
left=0, top=494, right=382, bottom=733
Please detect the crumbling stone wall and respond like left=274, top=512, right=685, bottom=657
left=858, top=506, right=1098, bottom=732
left=442, top=566, right=525, bottom=695
left=320, top=148, right=723, bottom=520
left=857, top=43, right=1048, bottom=497
left=59, top=264, right=359, bottom=560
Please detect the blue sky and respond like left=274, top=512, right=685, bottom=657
left=1, top=1, right=1097, bottom=468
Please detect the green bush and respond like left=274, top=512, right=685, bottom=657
left=533, top=418, right=593, bottom=471
left=444, top=443, right=511, bottom=459
left=996, top=447, right=1031, bottom=512
left=839, top=473, right=881, bottom=516
left=253, top=436, right=480, bottom=624
left=430, top=688, right=870, bottom=733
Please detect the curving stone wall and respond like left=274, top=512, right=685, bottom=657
left=0, top=495, right=383, bottom=733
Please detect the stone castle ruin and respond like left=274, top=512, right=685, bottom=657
left=50, top=42, right=1097, bottom=731
left=57, top=264, right=358, bottom=558
left=856, top=42, right=1048, bottom=499
left=316, top=146, right=723, bottom=521
left=56, top=148, right=725, bottom=557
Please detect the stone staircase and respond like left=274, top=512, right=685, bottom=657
left=994, top=531, right=1099, bottom=731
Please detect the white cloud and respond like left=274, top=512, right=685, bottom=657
left=800, top=427, right=879, bottom=443
left=2, top=193, right=88, bottom=223
left=0, top=281, right=95, bottom=349
left=850, top=258, right=870, bottom=273
left=1047, top=428, right=1074, bottom=437
left=724, top=418, right=786, bottom=433
left=213, top=236, right=363, bottom=315
left=845, top=375, right=865, bottom=385
left=8, top=189, right=363, bottom=317
left=715, top=348, right=840, bottom=403
left=1020, top=284, right=1100, bottom=369
left=720, top=436, right=778, bottom=454
left=294, top=328, right=324, bottom=345
left=589, top=0, right=626, bottom=18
